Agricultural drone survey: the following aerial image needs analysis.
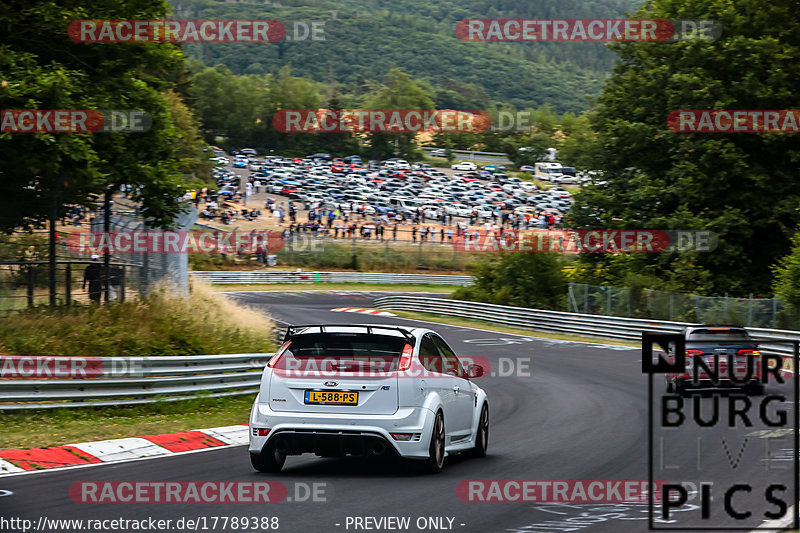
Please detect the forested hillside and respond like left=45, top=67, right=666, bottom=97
left=171, top=0, right=642, bottom=113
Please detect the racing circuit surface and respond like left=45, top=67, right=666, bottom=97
left=0, top=291, right=795, bottom=532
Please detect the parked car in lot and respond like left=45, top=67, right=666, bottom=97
left=249, top=324, right=489, bottom=473
left=451, top=162, right=478, bottom=171
left=664, top=326, right=765, bottom=395
left=218, top=185, right=237, bottom=197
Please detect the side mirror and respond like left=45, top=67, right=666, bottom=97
left=466, top=364, right=484, bottom=378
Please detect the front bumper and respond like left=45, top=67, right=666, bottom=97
left=249, top=401, right=435, bottom=459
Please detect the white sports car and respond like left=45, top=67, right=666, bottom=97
left=249, top=324, right=489, bottom=473
left=451, top=161, right=478, bottom=171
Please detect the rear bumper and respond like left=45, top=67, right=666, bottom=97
left=249, top=401, right=435, bottom=459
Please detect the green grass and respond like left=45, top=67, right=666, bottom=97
left=0, top=282, right=276, bottom=356
left=391, top=309, right=638, bottom=347
left=0, top=394, right=253, bottom=450
left=190, top=241, right=480, bottom=274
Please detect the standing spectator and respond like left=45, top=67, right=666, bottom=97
left=82, top=255, right=104, bottom=303
left=412, top=226, right=417, bottom=243
left=253, top=179, right=261, bottom=194
left=392, top=224, right=398, bottom=242
left=440, top=228, right=445, bottom=243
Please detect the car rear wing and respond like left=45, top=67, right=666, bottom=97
left=284, top=324, right=415, bottom=343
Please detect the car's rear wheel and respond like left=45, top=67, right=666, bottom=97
left=424, top=411, right=446, bottom=474
left=472, top=403, right=489, bottom=458
left=250, top=444, right=286, bottom=473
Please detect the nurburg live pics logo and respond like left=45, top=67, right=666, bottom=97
left=642, top=332, right=799, bottom=530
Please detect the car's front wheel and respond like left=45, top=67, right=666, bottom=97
left=472, top=403, right=489, bottom=458
left=423, top=411, right=446, bottom=474
left=250, top=444, right=286, bottom=473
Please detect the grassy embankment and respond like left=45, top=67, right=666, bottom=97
left=0, top=283, right=274, bottom=450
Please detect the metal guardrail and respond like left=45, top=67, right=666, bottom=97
left=373, top=295, right=800, bottom=357
left=0, top=353, right=273, bottom=410
left=190, top=271, right=473, bottom=286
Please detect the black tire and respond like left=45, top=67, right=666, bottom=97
left=250, top=445, right=286, bottom=473
left=424, top=411, right=446, bottom=474
left=666, top=378, right=675, bottom=393
left=472, top=403, right=489, bottom=458
left=674, top=378, right=686, bottom=395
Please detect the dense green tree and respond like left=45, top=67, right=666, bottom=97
left=568, top=0, right=800, bottom=296
left=0, top=0, right=196, bottom=231
left=453, top=252, right=568, bottom=310
left=361, top=68, right=434, bottom=160
left=172, top=0, right=630, bottom=114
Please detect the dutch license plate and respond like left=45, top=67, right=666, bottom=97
left=304, top=390, right=358, bottom=405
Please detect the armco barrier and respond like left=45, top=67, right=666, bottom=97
left=373, top=295, right=800, bottom=357
left=0, top=353, right=272, bottom=410
left=190, top=271, right=473, bottom=286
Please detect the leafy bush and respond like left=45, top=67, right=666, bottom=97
left=453, top=252, right=568, bottom=310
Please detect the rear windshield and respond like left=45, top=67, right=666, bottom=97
left=277, top=333, right=407, bottom=373
left=686, top=328, right=752, bottom=342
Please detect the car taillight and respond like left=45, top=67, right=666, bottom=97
left=684, top=350, right=704, bottom=367
left=266, top=341, right=291, bottom=368
left=737, top=349, right=760, bottom=356
left=398, top=343, right=414, bottom=371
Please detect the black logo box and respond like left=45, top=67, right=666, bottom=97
left=643, top=332, right=799, bottom=530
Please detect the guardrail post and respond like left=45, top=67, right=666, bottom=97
left=27, top=265, right=34, bottom=307
left=669, top=293, right=674, bottom=321
left=120, top=267, right=126, bottom=302
left=65, top=263, right=71, bottom=306
left=583, top=286, right=589, bottom=314
left=747, top=293, right=753, bottom=326
left=773, top=299, right=778, bottom=328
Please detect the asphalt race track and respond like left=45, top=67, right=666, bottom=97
left=1, top=291, right=796, bottom=533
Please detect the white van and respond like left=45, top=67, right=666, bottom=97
left=534, top=162, right=563, bottom=181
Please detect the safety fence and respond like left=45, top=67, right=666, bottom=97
left=190, top=271, right=473, bottom=286
left=0, top=353, right=272, bottom=410
left=373, top=295, right=800, bottom=358
left=568, top=282, right=787, bottom=329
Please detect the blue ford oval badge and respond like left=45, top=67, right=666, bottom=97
left=324, top=381, right=338, bottom=387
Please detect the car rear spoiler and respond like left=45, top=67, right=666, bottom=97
left=284, top=324, right=415, bottom=343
